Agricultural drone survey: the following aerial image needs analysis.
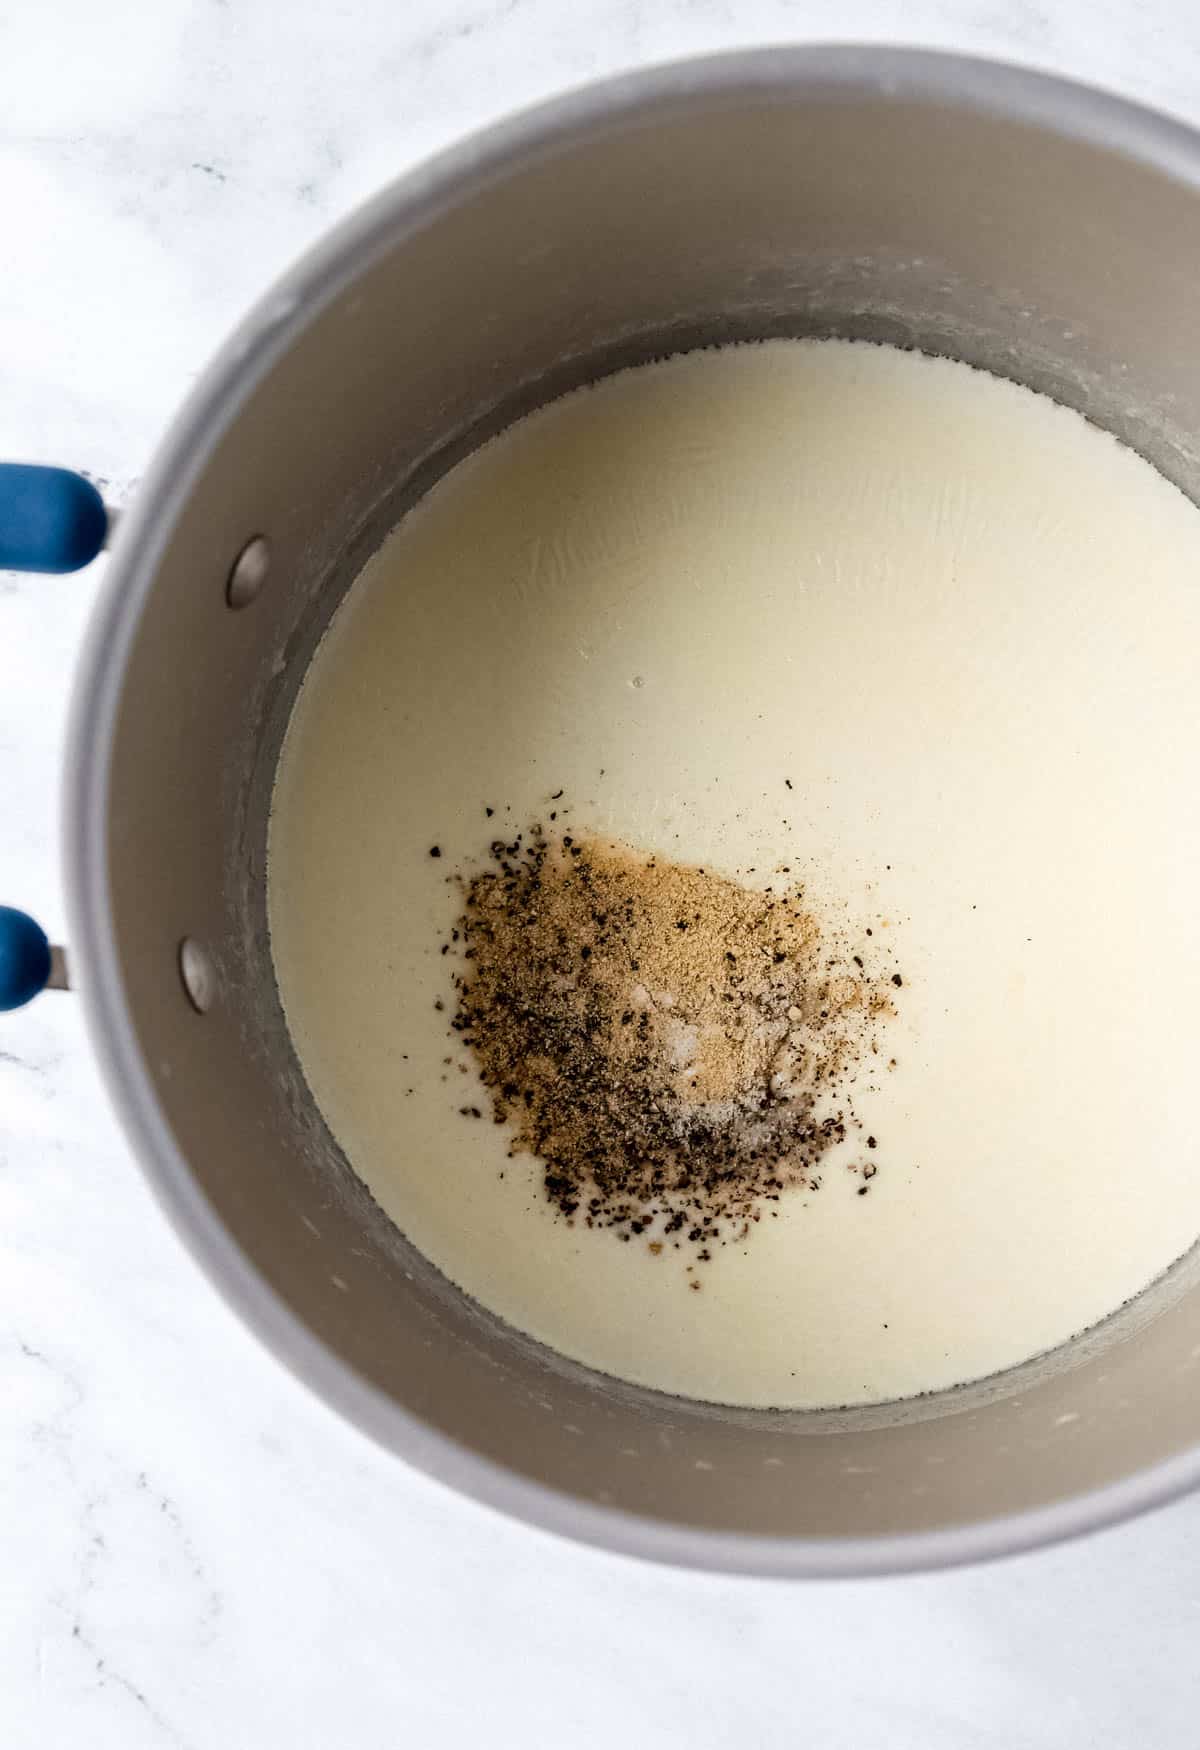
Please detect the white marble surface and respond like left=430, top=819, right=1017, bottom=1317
left=5, top=0, right=1200, bottom=1742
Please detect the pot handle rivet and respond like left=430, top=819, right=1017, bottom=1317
left=178, top=937, right=215, bottom=1013
left=0, top=907, right=68, bottom=1010
left=226, top=534, right=271, bottom=609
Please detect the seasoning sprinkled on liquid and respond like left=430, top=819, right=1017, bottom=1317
left=444, top=824, right=898, bottom=1259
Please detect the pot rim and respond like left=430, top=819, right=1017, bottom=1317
left=63, top=43, right=1200, bottom=1578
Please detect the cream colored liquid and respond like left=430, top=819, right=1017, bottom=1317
left=268, top=340, right=1200, bottom=1409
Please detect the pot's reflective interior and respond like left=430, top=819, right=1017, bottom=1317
left=100, top=67, right=1200, bottom=1550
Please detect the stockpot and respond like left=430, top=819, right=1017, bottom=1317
left=6, top=46, right=1200, bottom=1577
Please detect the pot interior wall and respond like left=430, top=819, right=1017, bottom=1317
left=102, top=74, right=1200, bottom=1544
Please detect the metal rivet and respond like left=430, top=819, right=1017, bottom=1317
left=178, top=937, right=215, bottom=1013
left=225, top=534, right=271, bottom=609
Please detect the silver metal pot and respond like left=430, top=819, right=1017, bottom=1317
left=12, top=45, right=1200, bottom=1576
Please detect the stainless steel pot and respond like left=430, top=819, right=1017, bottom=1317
left=8, top=46, right=1200, bottom=1576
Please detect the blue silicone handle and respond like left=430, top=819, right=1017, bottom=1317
left=0, top=907, right=52, bottom=1011
left=0, top=463, right=107, bottom=573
